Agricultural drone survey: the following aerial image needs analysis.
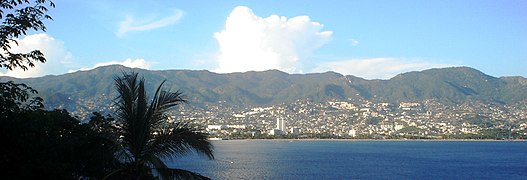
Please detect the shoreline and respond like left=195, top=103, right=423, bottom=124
left=209, top=138, right=526, bottom=142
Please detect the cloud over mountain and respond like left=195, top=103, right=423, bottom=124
left=0, top=33, right=73, bottom=78
left=213, top=6, right=332, bottom=74
left=315, top=58, right=457, bottom=79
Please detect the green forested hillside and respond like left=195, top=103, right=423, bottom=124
left=2, top=65, right=526, bottom=116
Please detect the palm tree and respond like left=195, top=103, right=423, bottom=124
left=105, top=72, right=214, bottom=179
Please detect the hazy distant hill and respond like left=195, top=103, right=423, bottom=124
left=362, top=67, right=526, bottom=103
left=2, top=65, right=526, bottom=115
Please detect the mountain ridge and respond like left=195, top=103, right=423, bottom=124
left=1, top=65, right=526, bottom=117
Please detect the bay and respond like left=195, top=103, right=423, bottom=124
left=166, top=140, right=527, bottom=179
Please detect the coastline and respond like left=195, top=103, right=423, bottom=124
left=209, top=138, right=526, bottom=142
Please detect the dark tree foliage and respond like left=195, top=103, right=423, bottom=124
left=0, top=109, right=120, bottom=179
left=0, top=2, right=213, bottom=178
left=0, top=0, right=54, bottom=114
left=0, top=80, right=42, bottom=116
left=89, top=111, right=120, bottom=140
left=0, top=0, right=54, bottom=70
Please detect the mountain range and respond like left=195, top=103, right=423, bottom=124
left=1, top=65, right=526, bottom=116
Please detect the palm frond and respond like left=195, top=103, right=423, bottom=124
left=148, top=143, right=211, bottom=180
left=147, top=122, right=214, bottom=160
left=114, top=72, right=151, bottom=160
left=112, top=72, right=213, bottom=179
left=146, top=80, right=186, bottom=128
left=148, top=156, right=172, bottom=180
left=157, top=168, right=211, bottom=180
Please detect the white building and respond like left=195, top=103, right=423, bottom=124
left=277, top=118, right=285, bottom=132
left=207, top=125, right=227, bottom=131
left=290, top=127, right=301, bottom=135
left=227, top=124, right=246, bottom=129
left=349, top=129, right=357, bottom=137
left=394, top=124, right=405, bottom=131
left=269, top=118, right=287, bottom=135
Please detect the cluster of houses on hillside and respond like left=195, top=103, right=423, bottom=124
left=175, top=99, right=527, bottom=139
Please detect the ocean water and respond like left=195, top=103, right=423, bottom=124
left=166, top=140, right=527, bottom=179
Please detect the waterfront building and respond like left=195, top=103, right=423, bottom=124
left=290, top=127, right=301, bottom=135
left=269, top=129, right=285, bottom=135
left=277, top=118, right=286, bottom=132
left=269, top=118, right=287, bottom=135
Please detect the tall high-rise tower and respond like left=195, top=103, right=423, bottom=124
left=276, top=118, right=285, bottom=132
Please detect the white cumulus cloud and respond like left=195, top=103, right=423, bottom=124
left=70, top=58, right=151, bottom=72
left=314, top=58, right=457, bottom=79
left=117, top=9, right=184, bottom=37
left=0, top=33, right=73, bottom=78
left=213, top=6, right=332, bottom=73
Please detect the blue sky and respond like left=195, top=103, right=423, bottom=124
left=2, top=0, right=526, bottom=79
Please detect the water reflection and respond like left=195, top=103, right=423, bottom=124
left=166, top=140, right=527, bottom=179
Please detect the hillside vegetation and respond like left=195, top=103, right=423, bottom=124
left=2, top=65, right=526, bottom=118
